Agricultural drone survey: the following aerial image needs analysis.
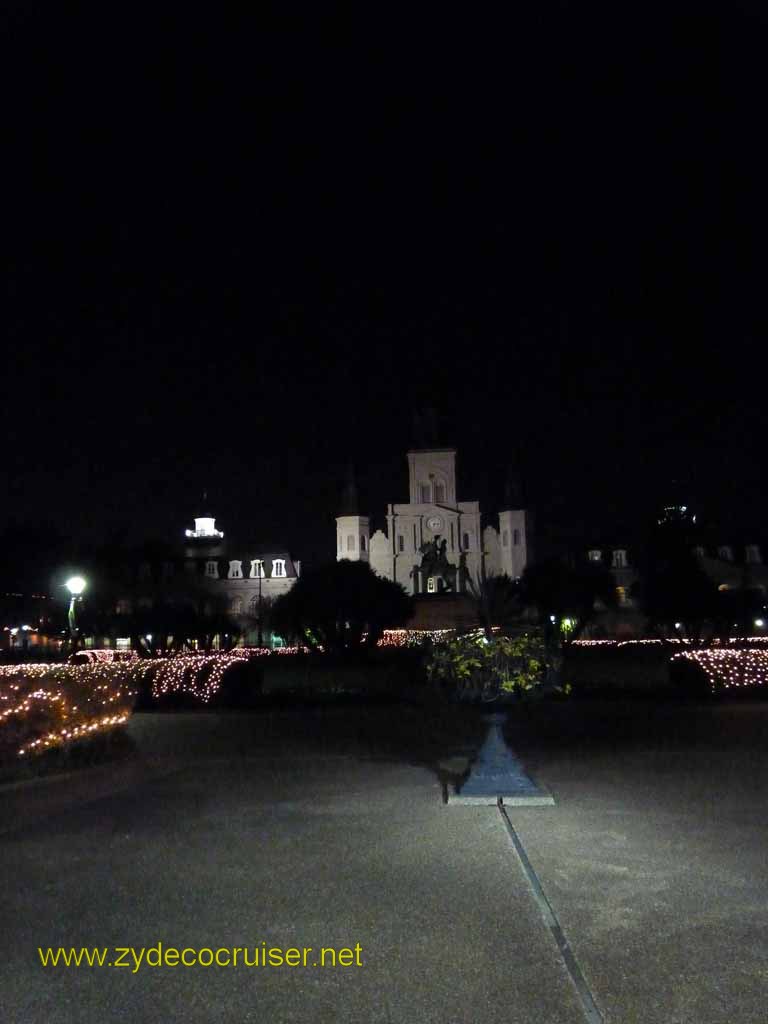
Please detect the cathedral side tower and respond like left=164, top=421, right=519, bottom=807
left=335, top=465, right=370, bottom=563
left=497, top=508, right=530, bottom=580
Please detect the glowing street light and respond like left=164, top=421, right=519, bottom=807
left=65, top=576, right=87, bottom=647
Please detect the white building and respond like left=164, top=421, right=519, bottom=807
left=336, top=448, right=530, bottom=595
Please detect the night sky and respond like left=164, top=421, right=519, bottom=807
left=4, top=4, right=768, bottom=575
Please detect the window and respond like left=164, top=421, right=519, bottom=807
left=588, top=549, right=602, bottom=562
left=205, top=560, right=219, bottom=578
left=502, top=530, right=509, bottom=548
left=228, top=560, right=243, bottom=579
left=249, top=595, right=260, bottom=615
left=185, top=560, right=197, bottom=573
left=398, top=535, right=405, bottom=553
left=427, top=577, right=437, bottom=593
left=420, top=483, right=431, bottom=503
left=746, top=545, right=762, bottom=564
left=513, top=529, right=521, bottom=546
left=360, top=535, right=366, bottom=552
left=434, top=482, right=445, bottom=503
left=612, top=549, right=627, bottom=569
left=718, top=546, right=733, bottom=562
left=230, top=597, right=243, bottom=615
left=462, top=532, right=470, bottom=550
left=616, top=586, right=627, bottom=606
left=337, top=534, right=342, bottom=552
left=272, top=559, right=286, bottom=578
left=693, top=546, right=705, bottom=559
left=162, top=562, right=174, bottom=579
left=347, top=534, right=356, bottom=552
left=116, top=599, right=132, bottom=615
left=250, top=559, right=265, bottom=578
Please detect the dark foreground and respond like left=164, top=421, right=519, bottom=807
left=2, top=698, right=767, bottom=1023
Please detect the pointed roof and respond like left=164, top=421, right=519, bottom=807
left=338, top=463, right=360, bottom=516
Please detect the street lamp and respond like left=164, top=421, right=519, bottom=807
left=257, top=561, right=263, bottom=648
left=65, top=576, right=87, bottom=648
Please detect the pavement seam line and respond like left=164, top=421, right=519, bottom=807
left=497, top=801, right=604, bottom=1024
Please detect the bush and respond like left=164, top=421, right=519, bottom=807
left=425, top=629, right=554, bottom=703
left=0, top=662, right=137, bottom=765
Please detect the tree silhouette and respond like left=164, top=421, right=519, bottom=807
left=271, top=561, right=414, bottom=653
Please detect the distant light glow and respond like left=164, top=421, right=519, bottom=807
left=65, top=576, right=86, bottom=596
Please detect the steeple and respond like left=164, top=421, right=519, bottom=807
left=335, top=463, right=369, bottom=563
left=502, top=463, right=524, bottom=510
left=412, top=407, right=441, bottom=449
left=338, top=463, right=360, bottom=516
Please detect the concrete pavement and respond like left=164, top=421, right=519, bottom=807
left=2, top=700, right=768, bottom=1022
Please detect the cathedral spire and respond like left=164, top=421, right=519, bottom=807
left=412, top=407, right=441, bottom=449
left=501, top=447, right=526, bottom=510
left=338, top=463, right=360, bottom=516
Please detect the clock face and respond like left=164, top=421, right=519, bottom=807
left=426, top=515, right=443, bottom=532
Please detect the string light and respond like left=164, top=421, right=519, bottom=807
left=0, top=663, right=137, bottom=758
left=671, top=648, right=768, bottom=692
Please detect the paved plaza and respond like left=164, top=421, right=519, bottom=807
left=2, top=700, right=767, bottom=1023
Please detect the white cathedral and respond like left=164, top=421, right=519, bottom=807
left=336, top=448, right=530, bottom=595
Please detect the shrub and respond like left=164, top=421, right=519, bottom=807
left=426, top=628, right=557, bottom=703
left=0, top=662, right=137, bottom=763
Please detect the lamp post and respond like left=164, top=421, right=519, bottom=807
left=65, top=576, right=87, bottom=650
left=257, top=561, right=263, bottom=648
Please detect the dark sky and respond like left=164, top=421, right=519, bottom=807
left=3, top=3, right=767, bottom=570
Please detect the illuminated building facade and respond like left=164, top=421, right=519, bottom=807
left=336, top=448, right=530, bottom=596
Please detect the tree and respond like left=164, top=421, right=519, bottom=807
left=521, top=557, right=618, bottom=642
left=271, top=561, right=414, bottom=653
left=464, top=570, right=524, bottom=638
left=633, top=517, right=718, bottom=641
left=520, top=556, right=618, bottom=687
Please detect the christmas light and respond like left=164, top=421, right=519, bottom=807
left=671, top=648, right=768, bottom=692
left=0, top=662, right=137, bottom=758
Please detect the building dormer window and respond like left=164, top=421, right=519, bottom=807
left=588, top=549, right=602, bottom=562
left=693, top=546, right=705, bottom=559
left=718, top=546, right=733, bottom=562
left=272, top=559, right=286, bottom=578
left=612, top=549, right=627, bottom=569
left=746, top=545, right=762, bottom=564
left=205, top=560, right=219, bottom=578
left=250, top=559, right=265, bottom=578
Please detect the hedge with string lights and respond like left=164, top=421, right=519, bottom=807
left=0, top=662, right=138, bottom=761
